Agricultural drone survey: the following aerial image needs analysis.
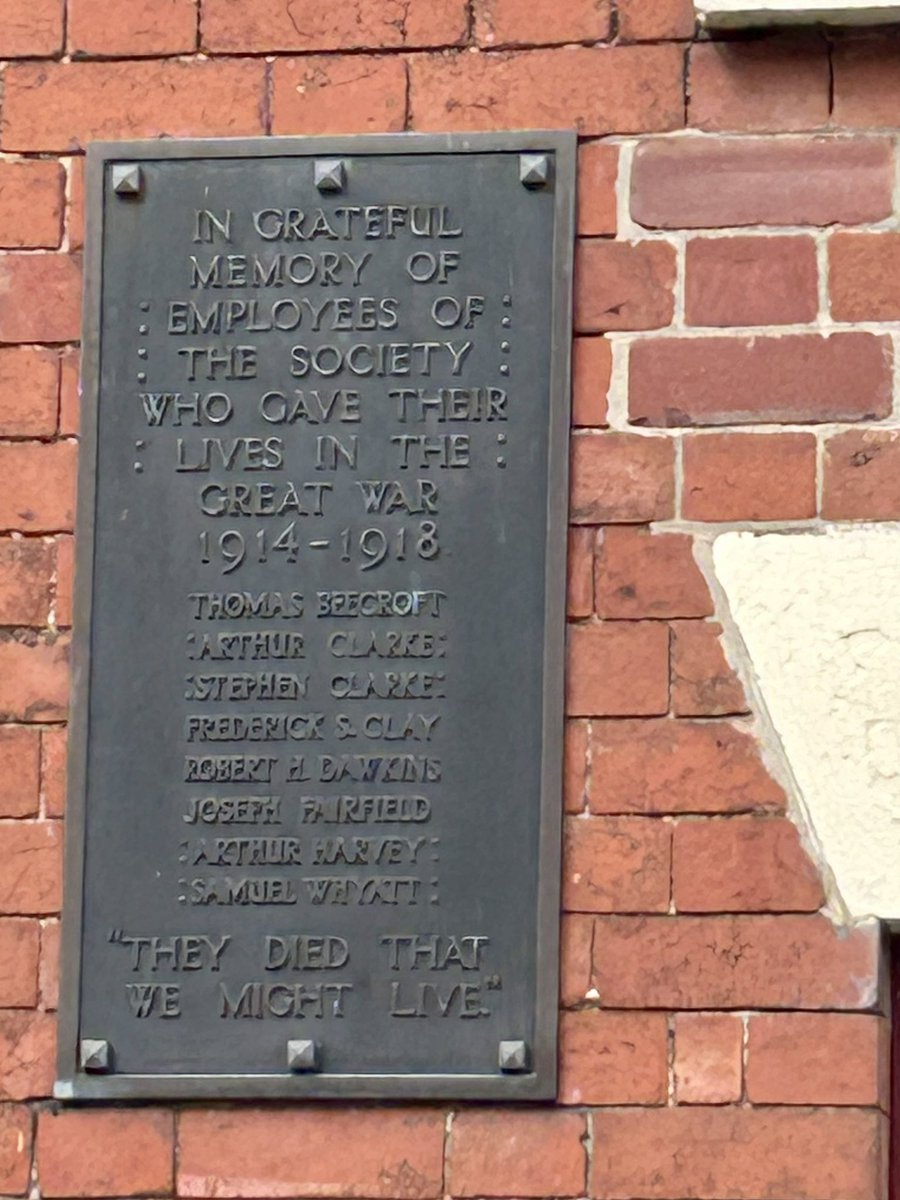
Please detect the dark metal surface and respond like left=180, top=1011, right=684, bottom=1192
left=58, top=131, right=575, bottom=1101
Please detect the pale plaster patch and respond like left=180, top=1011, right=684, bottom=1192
left=712, top=525, right=900, bottom=921
left=697, top=0, right=900, bottom=26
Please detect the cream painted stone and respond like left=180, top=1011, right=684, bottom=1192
left=712, top=526, right=900, bottom=921
left=698, top=0, right=900, bottom=26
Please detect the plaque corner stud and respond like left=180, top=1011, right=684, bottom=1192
left=111, top=163, right=143, bottom=198
left=498, top=1039, right=530, bottom=1073
left=79, top=1038, right=113, bottom=1074
left=287, top=1038, right=320, bottom=1072
left=314, top=159, right=347, bottom=194
left=519, top=153, right=550, bottom=189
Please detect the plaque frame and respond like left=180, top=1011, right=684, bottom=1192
left=57, top=130, right=576, bottom=1102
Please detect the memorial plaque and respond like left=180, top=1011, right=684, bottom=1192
left=58, top=132, right=574, bottom=1100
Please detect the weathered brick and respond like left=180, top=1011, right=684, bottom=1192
left=588, top=718, right=786, bottom=815
left=38, top=1109, right=174, bottom=1197
left=0, top=1104, right=31, bottom=1194
left=823, top=430, right=900, bottom=520
left=567, top=622, right=670, bottom=717
left=564, top=719, right=590, bottom=815
left=0, top=633, right=70, bottom=722
left=66, top=160, right=85, bottom=254
left=572, top=337, right=611, bottom=427
left=58, top=351, right=80, bottom=436
left=618, top=0, right=695, bottom=39
left=590, top=914, right=880, bottom=1009
left=559, top=1009, right=668, bottom=1105
left=475, top=0, right=611, bottom=45
left=629, top=334, right=893, bottom=426
left=682, top=433, right=817, bottom=521
left=0, top=255, right=81, bottom=343
left=833, top=37, right=900, bottom=128
left=0, top=161, right=64, bottom=250
left=0, top=919, right=39, bottom=1007
left=0, top=442, right=77, bottom=533
left=0, top=348, right=60, bottom=438
left=0, top=823, right=61, bottom=915
left=575, top=239, right=676, bottom=332
left=1, top=61, right=266, bottom=153
left=567, top=527, right=594, bottom=619
left=41, top=726, right=66, bottom=818
left=0, top=539, right=53, bottom=626
left=0, top=727, right=40, bottom=818
left=0, top=0, right=63, bottom=55
left=592, top=1107, right=884, bottom=1200
left=450, top=1110, right=586, bottom=1198
left=830, top=232, right=900, bottom=321
left=685, top=235, right=818, bottom=326
left=673, top=817, right=825, bottom=913
left=570, top=433, right=675, bottom=523
left=631, top=135, right=894, bottom=229
left=272, top=57, right=407, bottom=135
left=577, top=142, right=618, bottom=236
left=595, top=527, right=712, bottom=619
left=39, top=919, right=59, bottom=1010
left=689, top=38, right=830, bottom=133
left=68, top=0, right=196, bottom=54
left=0, top=1011, right=55, bottom=1099
left=747, top=1013, right=887, bottom=1106
left=561, top=913, right=594, bottom=1006
left=671, top=620, right=749, bottom=717
left=409, top=45, right=685, bottom=135
left=674, top=1012, right=743, bottom=1104
left=53, top=535, right=74, bottom=628
left=564, top=815, right=671, bottom=912
left=179, top=1108, right=444, bottom=1198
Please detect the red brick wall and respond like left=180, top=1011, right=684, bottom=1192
left=0, top=0, right=895, bottom=1195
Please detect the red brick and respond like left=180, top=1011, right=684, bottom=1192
left=560, top=1009, right=668, bottom=1105
left=68, top=0, right=196, bottom=54
left=571, top=433, right=674, bottom=523
left=564, top=815, right=671, bottom=912
left=671, top=620, right=749, bottom=717
left=823, top=430, right=900, bottom=520
left=0, top=348, right=60, bottom=438
left=618, top=0, right=695, bottom=39
left=475, top=0, right=611, bottom=45
left=630, top=334, right=893, bottom=426
left=682, top=433, right=817, bottom=522
left=0, top=0, right=62, bottom=55
left=1, top=61, right=266, bottom=153
left=590, top=913, right=880, bottom=1009
left=66, top=160, right=84, bottom=253
left=38, top=1109, right=174, bottom=1197
left=53, top=535, right=74, bottom=628
left=747, top=1013, right=886, bottom=1106
left=595, top=527, right=713, bottom=619
left=830, top=231, right=900, bottom=321
left=0, top=442, right=77, bottom=533
left=0, top=633, right=70, bottom=722
left=564, top=719, right=589, bottom=815
left=204, top=0, right=466, bottom=51
left=578, top=143, right=618, bottom=236
left=561, top=913, right=595, bottom=1006
left=631, top=135, right=894, bottom=229
left=833, top=37, right=900, bottom=128
left=674, top=1012, right=743, bottom=1104
left=0, top=255, right=81, bottom=344
left=673, top=817, right=824, bottom=913
left=572, top=337, right=611, bottom=427
left=0, top=728, right=40, bottom=818
left=39, top=919, right=59, bottom=1010
left=41, top=727, right=66, bottom=818
left=272, top=57, right=407, bottom=135
left=592, top=1107, right=884, bottom=1200
left=689, top=38, right=830, bottom=133
left=178, top=1108, right=443, bottom=1198
left=575, top=239, right=676, bottom=332
left=0, top=161, right=64, bottom=250
left=0, top=919, right=39, bottom=1007
left=0, top=1104, right=31, bottom=1194
left=58, top=351, right=80, bottom=436
left=567, top=621, right=669, bottom=717
left=0, top=1011, right=55, bottom=1099
left=567, top=527, right=594, bottom=619
left=686, top=235, right=818, bottom=326
left=410, top=45, right=685, bottom=135
left=588, top=718, right=786, bottom=815
left=0, top=823, right=61, bottom=915
left=0, top=539, right=53, bottom=626
left=449, top=1110, right=585, bottom=1198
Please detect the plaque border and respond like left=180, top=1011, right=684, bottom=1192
left=57, top=130, right=576, bottom=1102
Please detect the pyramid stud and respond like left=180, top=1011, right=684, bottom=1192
left=519, top=154, right=550, bottom=189
left=287, top=1038, right=319, bottom=1072
left=80, top=1038, right=113, bottom=1073
left=111, top=164, right=143, bottom=197
left=498, top=1039, right=530, bottom=1073
left=314, top=159, right=346, bottom=193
